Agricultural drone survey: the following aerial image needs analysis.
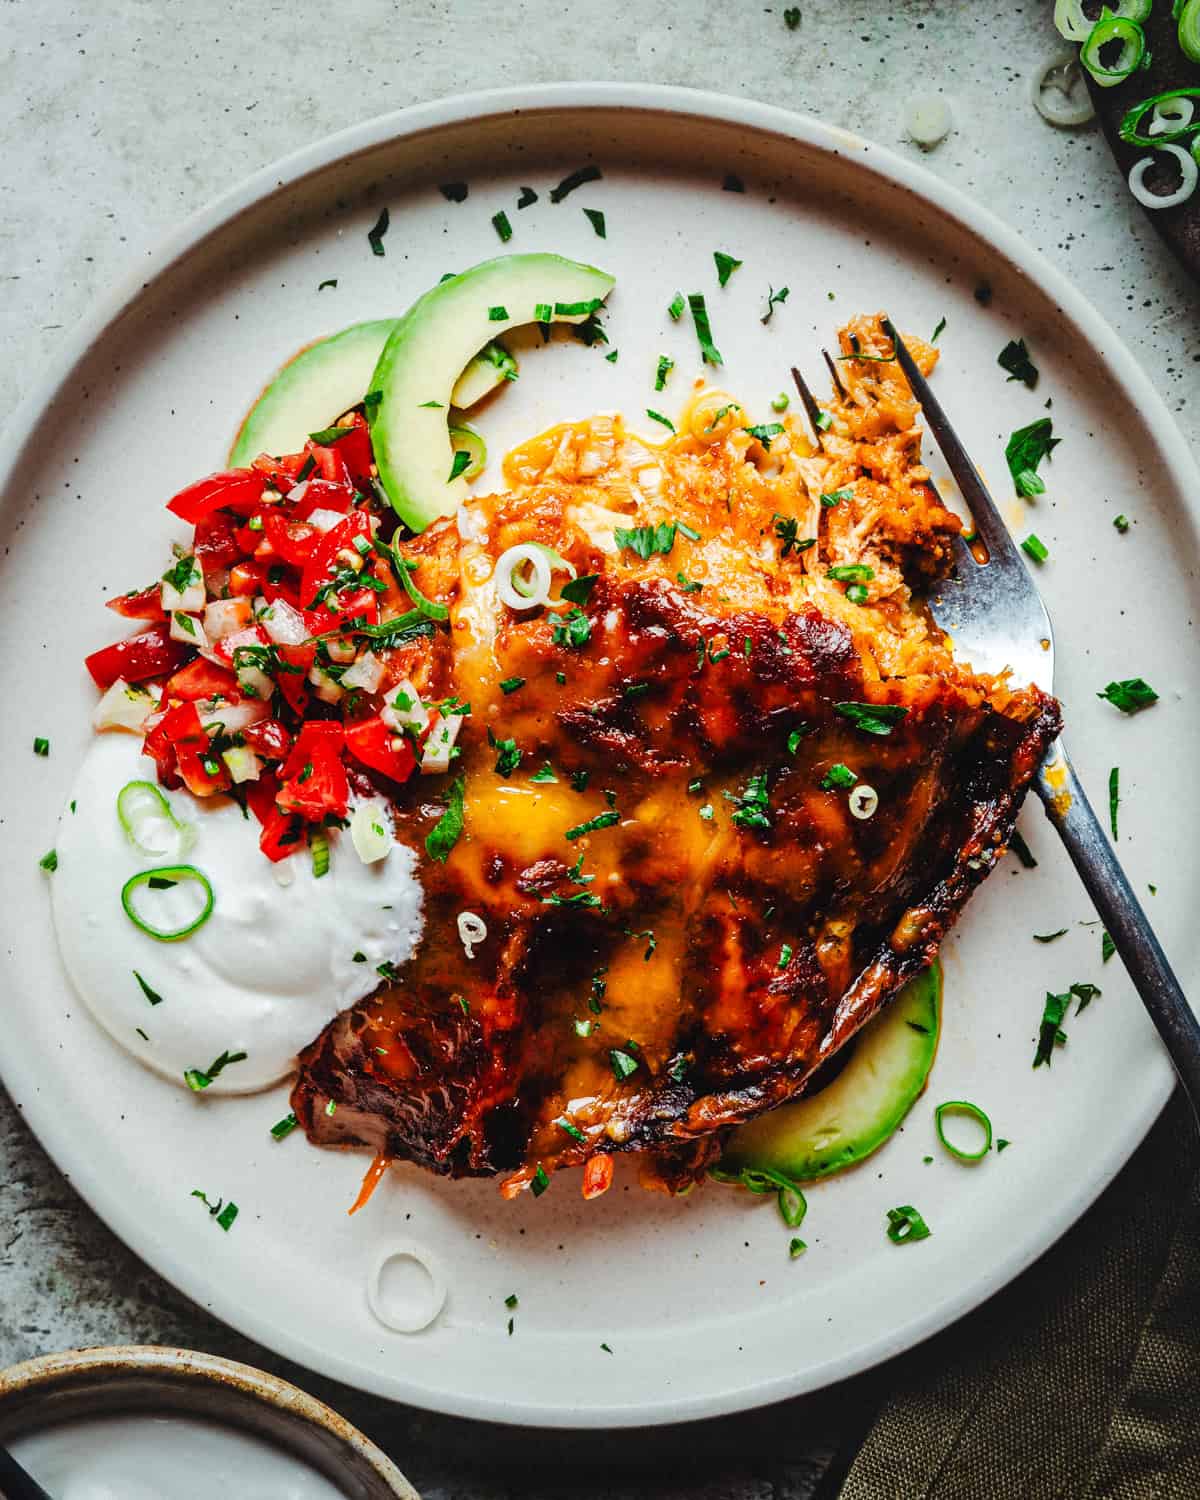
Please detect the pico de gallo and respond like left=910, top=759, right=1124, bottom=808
left=87, top=414, right=464, bottom=864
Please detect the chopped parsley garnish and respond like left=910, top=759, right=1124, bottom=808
left=425, top=776, right=466, bottom=863
left=773, top=515, right=815, bottom=558
left=761, top=284, right=790, bottom=324
left=439, top=182, right=468, bottom=202
left=1114, top=513, right=1130, bottom=533
left=667, top=292, right=685, bottom=321
left=609, top=1048, right=639, bottom=1081
left=317, top=278, right=337, bottom=291
left=713, top=251, right=742, bottom=287
left=654, top=354, right=674, bottom=391
left=551, top=607, right=592, bottom=649
left=1033, top=928, right=1068, bottom=943
left=687, top=293, right=723, bottom=366
left=530, top=1166, right=550, bottom=1196
left=448, top=449, right=473, bottom=482
left=561, top=573, right=598, bottom=605
left=931, top=316, right=947, bottom=343
left=1097, top=678, right=1157, bottom=714
left=184, top=1049, right=247, bottom=1092
left=549, top=164, right=602, bottom=202
left=489, top=730, right=523, bottom=777
left=998, top=337, right=1038, bottom=389
left=367, top=207, right=390, bottom=256
left=834, top=701, right=909, bottom=736
left=615, top=521, right=676, bottom=558
left=270, top=1112, right=298, bottom=1141
left=885, top=1205, right=931, bottom=1245
left=492, top=210, right=513, bottom=242
left=726, top=771, right=771, bottom=830
left=1005, top=417, right=1059, bottom=497
left=820, top=488, right=852, bottom=507
left=516, top=186, right=537, bottom=208
left=583, top=207, right=606, bottom=238
left=33, top=736, right=49, bottom=756
left=500, top=676, right=526, bottom=695
left=1102, top=931, right=1116, bottom=963
left=39, top=849, right=57, bottom=872
left=820, top=763, right=857, bottom=790
left=556, top=1116, right=587, bottom=1142
left=1109, top=766, right=1120, bottom=840
left=1021, top=533, right=1049, bottom=563
left=646, top=408, right=675, bottom=433
left=486, top=305, right=508, bottom=322
left=1034, top=989, right=1072, bottom=1066
left=565, top=811, right=620, bottom=841
left=133, top=971, right=163, bottom=1006
left=744, top=422, right=784, bottom=449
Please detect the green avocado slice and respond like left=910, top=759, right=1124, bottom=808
left=367, top=252, right=615, bottom=532
left=716, top=962, right=942, bottom=1184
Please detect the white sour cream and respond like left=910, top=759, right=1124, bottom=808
left=10, top=1411, right=353, bottom=1499
left=51, top=734, right=423, bottom=1092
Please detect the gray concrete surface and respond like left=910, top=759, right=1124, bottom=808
left=1, top=2, right=1196, bottom=1494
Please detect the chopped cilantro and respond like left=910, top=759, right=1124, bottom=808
left=33, top=736, right=49, bottom=756
left=582, top=207, right=606, bottom=237
left=834, top=701, right=909, bottom=736
left=886, top=1206, right=931, bottom=1244
left=931, top=316, right=946, bottom=343
left=615, top=521, right=676, bottom=558
left=773, top=515, right=815, bottom=558
left=744, top=422, right=784, bottom=449
left=1109, top=766, right=1119, bottom=840
left=1097, top=678, right=1157, bottom=714
left=761, top=284, right=790, bottom=324
left=1102, top=931, right=1116, bottom=963
left=820, top=488, right=852, bottom=507
left=1033, top=928, right=1068, bottom=943
left=778, top=943, right=793, bottom=969
left=1114, top=513, right=1130, bottom=533
left=687, top=293, right=723, bottom=366
left=654, top=354, right=674, bottom=391
left=726, top=771, right=771, bottom=830
left=500, top=676, right=526, bottom=695
left=530, top=1166, right=550, bottom=1196
left=529, top=763, right=558, bottom=784
left=1072, top=981, right=1101, bottom=1012
left=998, top=338, right=1038, bottom=389
left=492, top=210, right=513, bottom=243
left=667, top=291, right=685, bottom=321
left=565, top=811, right=620, bottom=842
left=713, top=251, right=742, bottom=287
left=448, top=449, right=472, bottom=482
left=552, top=608, right=592, bottom=649
left=1034, top=990, right=1071, bottom=1066
left=789, top=1237, right=807, bottom=1257
left=39, top=849, right=57, bottom=872
left=133, top=971, right=163, bottom=1007
left=489, top=729, right=523, bottom=777
left=784, top=6, right=800, bottom=27
left=1005, top=417, right=1059, bottom=497
left=425, top=776, right=466, bottom=863
left=367, top=207, right=389, bottom=256
left=549, top=164, right=602, bottom=203
left=820, top=763, right=857, bottom=790
left=646, top=408, right=675, bottom=433
left=610, top=1048, right=639, bottom=1080
left=561, top=573, right=599, bottom=605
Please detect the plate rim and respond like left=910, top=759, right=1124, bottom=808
left=0, top=81, right=1191, bottom=1428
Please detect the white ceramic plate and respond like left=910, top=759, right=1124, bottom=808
left=2, top=85, right=1197, bottom=1429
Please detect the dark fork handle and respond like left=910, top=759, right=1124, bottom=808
left=0, top=1442, right=54, bottom=1499
left=1036, top=739, right=1200, bottom=1115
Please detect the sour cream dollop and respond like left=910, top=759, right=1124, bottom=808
left=52, top=735, right=423, bottom=1092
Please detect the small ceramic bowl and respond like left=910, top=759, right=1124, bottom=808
left=0, top=1345, right=418, bottom=1499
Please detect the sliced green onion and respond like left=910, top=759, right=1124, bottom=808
left=121, top=865, right=214, bottom=942
left=1119, top=88, right=1200, bottom=147
left=1109, top=766, right=1120, bottom=840
left=1179, top=0, right=1200, bottom=59
left=310, top=831, right=330, bottom=879
left=1021, top=533, right=1049, bottom=563
left=39, top=849, right=58, bottom=872
left=886, top=1205, right=932, bottom=1244
left=33, top=736, right=49, bottom=757
left=271, top=1112, right=298, bottom=1141
left=1081, top=15, right=1148, bottom=88
left=934, top=1100, right=994, bottom=1163
left=117, top=780, right=192, bottom=859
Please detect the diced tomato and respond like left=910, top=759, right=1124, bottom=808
left=277, top=721, right=348, bottom=820
left=166, top=469, right=265, bottom=524
left=243, top=773, right=303, bottom=861
left=141, top=709, right=181, bottom=789
left=290, top=478, right=355, bottom=521
left=244, top=773, right=280, bottom=827
left=250, top=451, right=307, bottom=495
left=85, top=623, right=192, bottom=691
left=228, top=561, right=264, bottom=597
left=156, top=701, right=230, bottom=798
left=332, top=418, right=375, bottom=486
left=165, top=658, right=241, bottom=703
left=261, top=571, right=303, bottom=612
left=194, top=512, right=243, bottom=577
left=243, top=718, right=292, bottom=762
left=309, top=441, right=351, bottom=487
left=272, top=641, right=314, bottom=717
left=344, top=715, right=418, bottom=786
left=299, top=511, right=375, bottom=614
left=262, top=512, right=321, bottom=569
left=105, top=583, right=166, bottom=622
left=211, top=623, right=270, bottom=671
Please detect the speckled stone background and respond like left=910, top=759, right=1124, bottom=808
left=1, top=3, right=1197, bottom=1495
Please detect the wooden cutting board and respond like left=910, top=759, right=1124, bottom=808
left=1086, top=7, right=1200, bottom=279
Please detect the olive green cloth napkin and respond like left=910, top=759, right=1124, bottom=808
left=837, top=1087, right=1200, bottom=1500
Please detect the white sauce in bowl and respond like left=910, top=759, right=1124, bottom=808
left=51, top=735, right=423, bottom=1092
left=10, top=1412, right=351, bottom=1499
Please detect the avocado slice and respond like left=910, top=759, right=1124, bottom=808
left=368, top=252, right=615, bottom=532
left=716, top=963, right=942, bottom=1183
left=228, top=325, right=517, bottom=468
left=229, top=320, right=396, bottom=467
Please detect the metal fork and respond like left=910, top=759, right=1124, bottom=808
left=791, top=325, right=1200, bottom=1118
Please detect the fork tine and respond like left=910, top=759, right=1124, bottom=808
left=821, top=348, right=848, bottom=399
left=881, top=316, right=1017, bottom=564
left=790, top=365, right=827, bottom=446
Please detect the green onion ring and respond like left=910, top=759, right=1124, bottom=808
left=1119, top=87, right=1200, bottom=146
left=934, top=1100, right=994, bottom=1163
left=116, top=779, right=192, bottom=858
left=1081, top=15, right=1148, bottom=88
left=121, top=865, right=214, bottom=942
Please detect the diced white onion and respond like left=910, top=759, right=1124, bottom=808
left=237, top=664, right=274, bottom=701
left=259, top=598, right=309, bottom=647
left=160, top=558, right=205, bottom=613
left=420, top=713, right=464, bottom=775
left=1128, top=145, right=1199, bottom=210
left=221, top=745, right=263, bottom=783
left=169, top=612, right=207, bottom=648
left=91, top=678, right=160, bottom=733
left=342, top=649, right=385, bottom=693
left=306, top=507, right=346, bottom=533
left=324, top=635, right=358, bottom=665
left=849, top=784, right=879, bottom=820
left=203, top=598, right=253, bottom=641
left=350, top=799, right=393, bottom=863
left=199, top=699, right=269, bottom=737
left=457, top=910, right=487, bottom=959
left=381, top=678, right=428, bottom=733
left=904, top=95, right=952, bottom=149
left=287, top=481, right=310, bottom=507
left=1030, top=54, right=1095, bottom=128
left=308, top=664, right=345, bottom=704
